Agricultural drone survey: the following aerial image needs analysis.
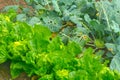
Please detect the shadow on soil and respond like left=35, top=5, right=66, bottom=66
left=0, top=61, right=30, bottom=80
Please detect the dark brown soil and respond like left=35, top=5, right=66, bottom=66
left=0, top=61, right=11, bottom=80
left=0, top=61, right=30, bottom=80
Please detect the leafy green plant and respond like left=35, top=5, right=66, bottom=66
left=1, top=0, right=120, bottom=78
left=0, top=13, right=120, bottom=80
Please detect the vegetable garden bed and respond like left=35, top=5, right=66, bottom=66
left=0, top=0, right=120, bottom=80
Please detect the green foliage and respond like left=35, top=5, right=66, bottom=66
left=0, top=45, right=8, bottom=64
left=0, top=13, right=120, bottom=80
left=1, top=0, right=120, bottom=79
left=94, top=0, right=120, bottom=72
left=110, top=53, right=120, bottom=72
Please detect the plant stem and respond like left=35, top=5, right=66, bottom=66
left=100, top=2, right=115, bottom=43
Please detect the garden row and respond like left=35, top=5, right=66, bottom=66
left=0, top=0, right=120, bottom=79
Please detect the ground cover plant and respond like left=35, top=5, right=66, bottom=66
left=1, top=0, right=120, bottom=79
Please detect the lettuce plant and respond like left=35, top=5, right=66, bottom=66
left=0, top=13, right=120, bottom=80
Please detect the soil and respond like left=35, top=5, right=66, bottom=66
left=0, top=61, right=11, bottom=80
left=0, top=61, right=30, bottom=80
left=0, top=0, right=27, bottom=10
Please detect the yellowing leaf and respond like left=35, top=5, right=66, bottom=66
left=14, top=42, right=22, bottom=47
left=56, top=69, right=69, bottom=77
left=5, top=16, right=10, bottom=22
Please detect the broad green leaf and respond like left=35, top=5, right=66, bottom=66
left=66, top=41, right=82, bottom=57
left=3, top=5, right=19, bottom=12
left=117, top=45, right=120, bottom=52
left=110, top=53, right=120, bottom=72
left=16, top=14, right=26, bottom=21
left=84, top=14, right=91, bottom=23
left=52, top=0, right=61, bottom=13
left=116, top=36, right=120, bottom=44
left=47, top=37, right=64, bottom=52
left=33, top=25, right=51, bottom=40
left=31, top=25, right=51, bottom=52
left=105, top=43, right=116, bottom=54
left=28, top=17, right=41, bottom=26
left=110, top=20, right=120, bottom=33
